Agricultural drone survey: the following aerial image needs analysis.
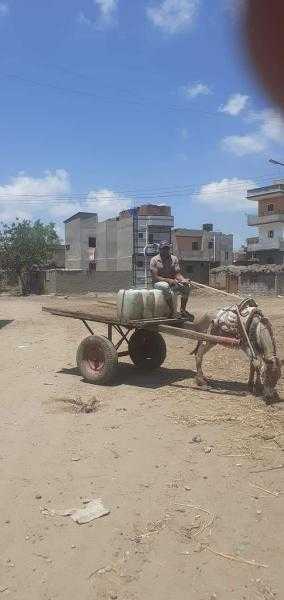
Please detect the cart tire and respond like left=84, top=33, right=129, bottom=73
left=129, top=329, right=166, bottom=370
left=76, top=335, right=118, bottom=384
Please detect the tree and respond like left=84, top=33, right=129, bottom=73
left=0, top=219, right=59, bottom=293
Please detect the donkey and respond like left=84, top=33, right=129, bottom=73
left=192, top=304, right=282, bottom=402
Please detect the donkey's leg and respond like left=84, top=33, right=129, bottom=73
left=195, top=342, right=215, bottom=386
left=248, top=362, right=255, bottom=393
left=254, top=368, right=263, bottom=396
left=243, top=346, right=262, bottom=395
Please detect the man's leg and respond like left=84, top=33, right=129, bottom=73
left=154, top=281, right=174, bottom=315
left=181, top=284, right=190, bottom=312
left=174, top=283, right=194, bottom=320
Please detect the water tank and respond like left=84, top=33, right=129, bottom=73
left=203, top=223, right=213, bottom=232
left=117, top=289, right=176, bottom=322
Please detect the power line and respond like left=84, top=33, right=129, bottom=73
left=0, top=71, right=256, bottom=121
left=0, top=172, right=280, bottom=202
left=2, top=70, right=284, bottom=124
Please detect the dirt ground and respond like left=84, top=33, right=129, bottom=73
left=1, top=290, right=284, bottom=600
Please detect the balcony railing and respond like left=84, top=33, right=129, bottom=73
left=247, top=212, right=284, bottom=226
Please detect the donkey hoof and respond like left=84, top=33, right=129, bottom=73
left=195, top=377, right=208, bottom=387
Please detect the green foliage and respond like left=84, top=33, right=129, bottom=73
left=0, top=219, right=59, bottom=274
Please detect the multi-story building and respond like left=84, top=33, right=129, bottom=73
left=172, top=224, right=233, bottom=283
left=64, top=205, right=174, bottom=287
left=246, top=182, right=284, bottom=264
left=64, top=212, right=98, bottom=270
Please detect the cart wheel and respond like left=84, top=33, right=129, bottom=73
left=129, top=329, right=167, bottom=370
left=76, top=335, right=118, bottom=384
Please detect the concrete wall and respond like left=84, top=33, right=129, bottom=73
left=79, top=215, right=98, bottom=269
left=65, top=215, right=98, bottom=270
left=65, top=218, right=82, bottom=269
left=239, top=272, right=284, bottom=296
left=253, top=250, right=284, bottom=265
left=44, top=269, right=132, bottom=295
left=210, top=270, right=284, bottom=296
left=52, top=245, right=65, bottom=268
left=96, top=218, right=118, bottom=271
left=181, top=260, right=210, bottom=284
left=117, top=216, right=133, bottom=271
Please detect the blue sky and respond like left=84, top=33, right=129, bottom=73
left=0, top=0, right=284, bottom=246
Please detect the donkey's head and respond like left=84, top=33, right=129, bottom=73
left=260, top=356, right=282, bottom=401
left=257, top=318, right=282, bottom=401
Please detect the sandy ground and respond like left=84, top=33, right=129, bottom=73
left=0, top=291, right=284, bottom=600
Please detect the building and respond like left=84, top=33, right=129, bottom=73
left=65, top=212, right=98, bottom=270
left=210, top=264, right=284, bottom=296
left=172, top=224, right=233, bottom=284
left=64, top=205, right=174, bottom=287
left=51, top=244, right=65, bottom=268
left=246, top=181, right=284, bottom=264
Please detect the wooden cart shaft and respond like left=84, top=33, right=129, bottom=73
left=42, top=306, right=240, bottom=348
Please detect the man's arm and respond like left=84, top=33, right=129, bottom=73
left=172, top=257, right=190, bottom=284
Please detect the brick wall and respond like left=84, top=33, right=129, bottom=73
left=258, top=196, right=284, bottom=216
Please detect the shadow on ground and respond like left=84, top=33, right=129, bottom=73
left=59, top=363, right=195, bottom=389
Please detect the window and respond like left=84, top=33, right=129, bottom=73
left=186, top=265, right=193, bottom=273
left=268, top=230, right=274, bottom=238
left=268, top=204, right=274, bottom=212
left=138, top=232, right=144, bottom=239
left=148, top=233, right=154, bottom=243
left=65, top=244, right=70, bottom=251
left=137, top=260, right=144, bottom=268
left=225, top=251, right=229, bottom=260
left=192, top=241, right=199, bottom=251
left=267, top=256, right=274, bottom=264
left=208, top=241, right=213, bottom=250
left=89, top=237, right=96, bottom=248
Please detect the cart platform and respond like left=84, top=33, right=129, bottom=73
left=42, top=303, right=240, bottom=385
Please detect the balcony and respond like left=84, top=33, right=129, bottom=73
left=247, top=237, right=284, bottom=252
left=247, top=212, right=284, bottom=226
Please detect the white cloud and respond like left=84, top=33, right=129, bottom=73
left=196, top=177, right=256, bottom=212
left=222, top=134, right=266, bottom=156
left=219, top=93, right=249, bottom=116
left=95, top=0, right=117, bottom=18
left=221, top=107, right=284, bottom=156
left=183, top=82, right=211, bottom=99
left=86, top=188, right=130, bottom=220
left=147, top=0, right=199, bottom=34
left=78, top=0, right=118, bottom=29
left=0, top=2, right=9, bottom=17
left=0, top=170, right=71, bottom=225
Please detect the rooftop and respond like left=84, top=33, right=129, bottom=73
left=247, top=181, right=284, bottom=200
left=64, top=212, right=98, bottom=224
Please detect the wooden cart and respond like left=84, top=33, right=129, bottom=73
left=42, top=305, right=240, bottom=385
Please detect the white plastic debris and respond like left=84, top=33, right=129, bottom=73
left=70, top=498, right=110, bottom=524
left=41, top=499, right=110, bottom=524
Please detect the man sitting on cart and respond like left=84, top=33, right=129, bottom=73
left=150, top=240, right=193, bottom=320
